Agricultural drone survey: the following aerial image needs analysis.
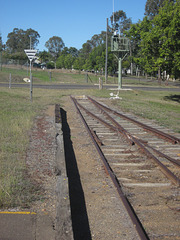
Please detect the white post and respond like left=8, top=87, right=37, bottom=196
left=30, top=59, right=32, bottom=102
left=9, top=73, right=11, bottom=88
left=99, top=77, right=103, bottom=90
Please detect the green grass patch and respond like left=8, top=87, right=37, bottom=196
left=109, top=90, right=180, bottom=132
left=1, top=66, right=176, bottom=86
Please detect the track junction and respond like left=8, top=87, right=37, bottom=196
left=71, top=95, right=180, bottom=240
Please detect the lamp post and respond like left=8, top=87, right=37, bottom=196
left=105, top=18, right=108, bottom=84
left=0, top=39, right=2, bottom=71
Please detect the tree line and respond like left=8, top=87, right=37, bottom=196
left=0, top=0, right=179, bottom=79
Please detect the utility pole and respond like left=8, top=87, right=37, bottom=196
left=105, top=18, right=108, bottom=84
left=0, top=36, right=2, bottom=71
left=0, top=49, right=2, bottom=71
left=30, top=36, right=32, bottom=50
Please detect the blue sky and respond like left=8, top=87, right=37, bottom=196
left=0, top=0, right=147, bottom=51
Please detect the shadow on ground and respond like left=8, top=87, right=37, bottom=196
left=60, top=108, right=92, bottom=240
left=164, top=94, right=180, bottom=103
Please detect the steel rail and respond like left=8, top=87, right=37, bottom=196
left=90, top=129, right=103, bottom=146
left=142, top=142, right=180, bottom=168
left=71, top=96, right=149, bottom=240
left=85, top=97, right=180, bottom=186
left=87, top=97, right=180, bottom=169
left=74, top=98, right=135, bottom=145
left=87, top=96, right=180, bottom=144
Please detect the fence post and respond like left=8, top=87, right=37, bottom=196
left=99, top=77, right=103, bottom=90
left=85, top=73, right=88, bottom=83
left=9, top=73, right=11, bottom=88
left=49, top=70, right=52, bottom=81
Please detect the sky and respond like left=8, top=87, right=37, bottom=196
left=0, top=0, right=147, bottom=51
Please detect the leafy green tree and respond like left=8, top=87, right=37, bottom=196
left=6, top=28, right=40, bottom=53
left=73, top=57, right=85, bottom=70
left=144, top=0, right=175, bottom=17
left=38, top=50, right=51, bottom=63
left=68, top=47, right=79, bottom=57
left=45, top=36, right=65, bottom=60
left=60, top=47, right=79, bottom=57
left=56, top=46, right=79, bottom=69
left=88, top=32, right=107, bottom=48
left=152, top=0, right=180, bottom=78
left=56, top=55, right=65, bottom=69
left=127, top=17, right=153, bottom=73
left=46, top=61, right=55, bottom=69
left=64, top=54, right=75, bottom=69
left=79, top=42, right=92, bottom=59
left=127, top=0, right=180, bottom=78
left=0, top=34, right=2, bottom=50
left=110, top=10, right=132, bottom=35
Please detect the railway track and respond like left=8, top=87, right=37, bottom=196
left=71, top=95, right=180, bottom=240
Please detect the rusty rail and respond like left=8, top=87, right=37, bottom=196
left=87, top=96, right=180, bottom=186
left=74, top=98, right=135, bottom=145
left=143, top=142, right=180, bottom=168
left=87, top=96, right=180, bottom=144
left=71, top=96, right=149, bottom=240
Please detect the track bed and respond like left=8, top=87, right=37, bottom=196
left=71, top=95, right=180, bottom=240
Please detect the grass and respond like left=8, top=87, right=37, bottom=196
left=109, top=90, right=180, bottom=132
left=0, top=67, right=179, bottom=208
left=2, top=65, right=178, bottom=86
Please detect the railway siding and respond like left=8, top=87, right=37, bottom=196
left=71, top=95, right=180, bottom=240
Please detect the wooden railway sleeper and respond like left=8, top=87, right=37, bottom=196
left=86, top=97, right=180, bottom=186
left=87, top=96, right=180, bottom=144
left=71, top=96, right=149, bottom=240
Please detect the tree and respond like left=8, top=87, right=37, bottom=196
left=68, top=47, right=79, bottom=57
left=152, top=0, right=180, bottom=78
left=61, top=47, right=79, bottom=58
left=56, top=47, right=79, bottom=69
left=89, top=32, right=106, bottom=48
left=127, top=0, right=180, bottom=78
left=0, top=34, right=2, bottom=70
left=6, top=28, right=40, bottom=53
left=110, top=10, right=132, bottom=35
left=0, top=34, right=2, bottom=49
left=64, top=54, right=75, bottom=69
left=144, top=0, right=175, bottom=18
left=38, top=50, right=51, bottom=63
left=79, top=42, right=92, bottom=59
left=126, top=17, right=152, bottom=73
left=73, top=57, right=85, bottom=70
left=45, top=36, right=65, bottom=60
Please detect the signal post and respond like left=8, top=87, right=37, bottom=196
left=111, top=34, right=130, bottom=89
left=24, top=49, right=37, bottom=101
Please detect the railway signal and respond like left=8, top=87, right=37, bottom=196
left=111, top=34, right=130, bottom=89
left=111, top=0, right=130, bottom=89
left=24, top=49, right=37, bottom=101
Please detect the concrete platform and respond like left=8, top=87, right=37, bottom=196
left=0, top=212, right=55, bottom=240
left=0, top=105, right=73, bottom=240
